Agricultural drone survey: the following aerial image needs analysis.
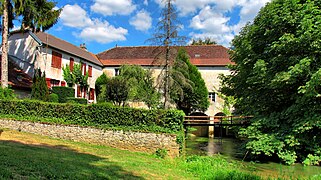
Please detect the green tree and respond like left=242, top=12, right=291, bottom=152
left=148, top=0, right=185, bottom=109
left=119, top=65, right=160, bottom=108
left=95, top=73, right=109, bottom=101
left=62, top=64, right=75, bottom=87
left=220, top=0, right=321, bottom=164
left=191, top=37, right=216, bottom=45
left=1, top=0, right=61, bottom=88
left=31, top=68, right=49, bottom=101
left=73, top=63, right=89, bottom=90
left=171, top=48, right=209, bottom=115
left=100, top=76, right=129, bottom=106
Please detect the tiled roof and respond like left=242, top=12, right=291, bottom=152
left=0, top=56, right=32, bottom=89
left=34, top=31, right=102, bottom=66
left=97, top=45, right=232, bottom=67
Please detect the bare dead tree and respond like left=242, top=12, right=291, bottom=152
left=147, top=0, right=185, bottom=109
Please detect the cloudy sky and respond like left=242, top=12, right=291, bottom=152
left=42, top=0, right=270, bottom=54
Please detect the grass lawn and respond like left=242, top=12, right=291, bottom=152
left=0, top=129, right=262, bottom=179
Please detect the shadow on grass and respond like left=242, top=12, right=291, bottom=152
left=0, top=140, right=144, bottom=179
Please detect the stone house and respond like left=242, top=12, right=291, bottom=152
left=97, top=46, right=233, bottom=116
left=4, top=31, right=232, bottom=116
left=7, top=30, right=103, bottom=102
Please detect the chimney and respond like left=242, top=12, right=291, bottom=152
left=80, top=43, right=87, bottom=51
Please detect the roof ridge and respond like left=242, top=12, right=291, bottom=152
left=37, top=31, right=89, bottom=54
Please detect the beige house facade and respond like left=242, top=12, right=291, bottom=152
left=5, top=31, right=232, bottom=116
left=7, top=30, right=103, bottom=102
left=97, top=46, right=233, bottom=116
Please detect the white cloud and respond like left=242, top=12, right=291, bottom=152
left=79, top=19, right=128, bottom=44
left=144, top=0, right=148, bottom=6
left=60, top=4, right=93, bottom=28
left=188, top=0, right=271, bottom=47
left=129, top=10, right=152, bottom=31
left=90, top=0, right=136, bottom=16
left=190, top=6, right=230, bottom=34
left=59, top=4, right=128, bottom=44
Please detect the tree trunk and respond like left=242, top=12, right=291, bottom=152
left=1, top=0, right=9, bottom=88
left=163, top=0, right=171, bottom=109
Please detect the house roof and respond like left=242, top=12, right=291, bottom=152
left=31, top=31, right=102, bottom=66
left=0, top=55, right=33, bottom=90
left=97, top=45, right=232, bottom=67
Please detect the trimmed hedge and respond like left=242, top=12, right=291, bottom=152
left=66, top=97, right=88, bottom=104
left=52, top=86, right=74, bottom=103
left=0, top=100, right=185, bottom=133
left=49, top=93, right=59, bottom=103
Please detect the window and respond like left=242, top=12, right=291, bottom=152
left=70, top=58, right=74, bottom=71
left=115, top=68, right=120, bottom=76
left=51, top=51, right=62, bottom=69
left=88, top=65, right=92, bottom=77
left=208, top=92, right=215, bottom=102
left=81, top=63, right=86, bottom=76
left=89, top=88, right=95, bottom=100
left=50, top=79, right=60, bottom=87
left=77, top=85, right=81, bottom=97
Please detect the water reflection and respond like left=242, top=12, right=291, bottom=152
left=185, top=136, right=321, bottom=179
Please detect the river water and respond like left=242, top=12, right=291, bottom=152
left=185, top=136, right=321, bottom=179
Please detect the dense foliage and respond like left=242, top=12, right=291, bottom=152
left=66, top=97, right=88, bottom=104
left=119, top=65, right=160, bottom=109
left=0, top=99, right=184, bottom=133
left=95, top=73, right=109, bottom=100
left=171, top=48, right=209, bottom=115
left=48, top=93, right=58, bottom=103
left=31, top=69, right=49, bottom=101
left=51, top=86, right=74, bottom=103
left=0, top=87, right=15, bottom=100
left=62, top=65, right=75, bottom=87
left=220, top=0, right=321, bottom=164
left=191, top=37, right=216, bottom=45
left=99, top=76, right=129, bottom=106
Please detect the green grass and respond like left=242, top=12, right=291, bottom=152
left=0, top=129, right=261, bottom=180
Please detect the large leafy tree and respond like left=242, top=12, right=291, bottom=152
left=220, top=0, right=321, bottom=164
left=119, top=65, right=160, bottom=109
left=1, top=0, right=61, bottom=88
left=171, top=48, right=209, bottom=115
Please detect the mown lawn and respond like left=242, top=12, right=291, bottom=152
left=0, top=129, right=261, bottom=179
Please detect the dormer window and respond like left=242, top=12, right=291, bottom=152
left=195, top=54, right=200, bottom=58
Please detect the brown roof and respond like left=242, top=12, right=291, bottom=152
left=97, top=45, right=232, bottom=67
left=0, top=56, right=32, bottom=89
left=35, top=31, right=102, bottom=66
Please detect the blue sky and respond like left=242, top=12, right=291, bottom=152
left=35, top=0, right=270, bottom=54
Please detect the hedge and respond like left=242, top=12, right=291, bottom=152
left=48, top=93, right=59, bottom=103
left=0, top=100, right=185, bottom=133
left=66, top=97, right=88, bottom=104
left=52, top=86, right=74, bottom=103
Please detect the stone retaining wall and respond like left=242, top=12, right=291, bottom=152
left=0, top=119, right=179, bottom=157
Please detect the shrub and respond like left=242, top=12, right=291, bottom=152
left=0, top=87, right=15, bottom=100
left=0, top=99, right=185, bottom=133
left=155, top=148, right=168, bottom=159
left=48, top=93, right=59, bottom=103
left=52, top=86, right=75, bottom=103
left=66, top=97, right=88, bottom=105
left=31, top=69, right=49, bottom=101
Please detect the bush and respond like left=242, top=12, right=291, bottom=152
left=0, top=87, right=15, bottom=100
left=48, top=93, right=59, bottom=103
left=31, top=69, right=49, bottom=101
left=52, top=86, right=75, bottom=103
left=0, top=99, right=185, bottom=133
left=66, top=97, right=88, bottom=105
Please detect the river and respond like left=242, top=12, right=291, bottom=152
left=185, top=136, right=321, bottom=179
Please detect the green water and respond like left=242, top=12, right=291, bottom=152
left=185, top=136, right=321, bottom=179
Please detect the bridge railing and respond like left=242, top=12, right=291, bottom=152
left=184, top=116, right=253, bottom=125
